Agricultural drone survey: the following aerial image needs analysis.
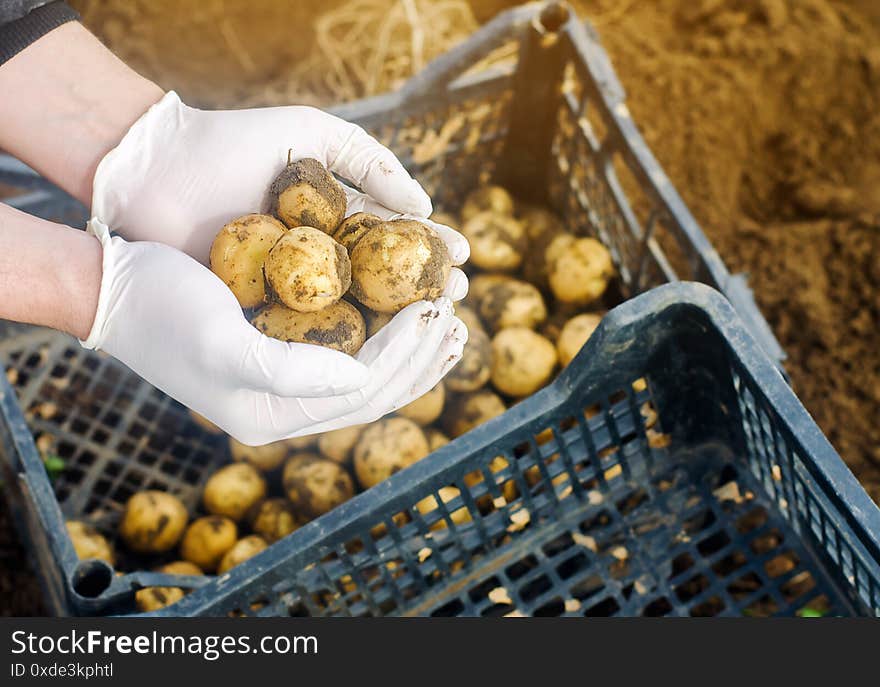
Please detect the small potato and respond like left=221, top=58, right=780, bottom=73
left=202, top=463, right=267, bottom=521
left=454, top=304, right=484, bottom=334
left=490, top=328, right=557, bottom=397
left=425, top=428, right=450, bottom=452
left=430, top=211, right=459, bottom=228
left=445, top=325, right=491, bottom=393
left=546, top=235, right=614, bottom=305
left=443, top=389, right=506, bottom=438
left=461, top=212, right=527, bottom=272
left=350, top=220, right=451, bottom=313
left=364, top=309, right=393, bottom=338
left=66, top=521, right=114, bottom=565
left=398, top=382, right=445, bottom=426
left=283, top=453, right=355, bottom=519
left=557, top=313, right=602, bottom=366
left=478, top=279, right=547, bottom=333
left=461, top=185, right=514, bottom=222
left=180, top=516, right=238, bottom=572
left=353, top=418, right=429, bottom=489
left=264, top=227, right=351, bottom=312
left=157, top=561, right=203, bottom=576
left=229, top=437, right=288, bottom=472
left=468, top=274, right=513, bottom=303
left=209, top=214, right=287, bottom=308
left=119, top=491, right=188, bottom=554
left=519, top=206, right=565, bottom=242
left=416, top=487, right=471, bottom=530
left=135, top=586, right=185, bottom=613
left=218, top=535, right=269, bottom=574
left=333, top=212, right=383, bottom=252
left=317, top=424, right=366, bottom=463
left=285, top=435, right=316, bottom=451
left=188, top=409, right=222, bottom=434
left=269, top=157, right=346, bottom=234
left=253, top=300, right=366, bottom=355
left=249, top=498, right=299, bottom=543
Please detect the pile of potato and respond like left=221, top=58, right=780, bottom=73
left=65, top=176, right=616, bottom=613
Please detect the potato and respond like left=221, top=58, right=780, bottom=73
left=425, top=428, right=451, bottom=452
left=490, top=328, right=557, bottom=397
left=218, top=535, right=269, bottom=574
left=283, top=453, right=355, bottom=519
left=461, top=211, right=527, bottom=272
left=135, top=586, right=185, bottom=613
left=253, top=300, right=366, bottom=355
left=557, top=313, right=602, bottom=366
left=202, top=463, right=267, bottom=521
left=364, top=309, right=393, bottom=337
left=209, top=214, right=287, bottom=308
left=157, top=561, right=203, bottom=576
left=546, top=234, right=614, bottom=305
left=353, top=418, right=429, bottom=489
left=264, top=226, right=351, bottom=313
left=468, top=273, right=513, bottom=302
left=66, top=521, right=114, bottom=565
left=180, top=516, right=238, bottom=572
left=269, top=157, right=346, bottom=234
left=188, top=409, right=222, bottom=434
left=229, top=437, right=288, bottom=472
left=443, top=389, right=506, bottom=438
left=430, top=211, right=459, bottom=227
left=519, top=206, right=565, bottom=242
left=349, top=219, right=451, bottom=313
left=285, top=435, right=316, bottom=451
left=461, top=185, right=514, bottom=221
left=453, top=304, right=484, bottom=334
left=317, top=424, right=366, bottom=463
left=249, top=498, right=299, bottom=543
left=333, top=212, right=383, bottom=252
left=445, top=325, right=491, bottom=393
left=119, top=491, right=188, bottom=554
left=416, top=487, right=471, bottom=530
left=397, top=382, right=445, bottom=426
left=478, top=279, right=547, bottom=332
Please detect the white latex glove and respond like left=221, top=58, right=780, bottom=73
left=90, top=91, right=469, bottom=294
left=83, top=220, right=466, bottom=446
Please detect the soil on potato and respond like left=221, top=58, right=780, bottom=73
left=1, top=0, right=877, bottom=615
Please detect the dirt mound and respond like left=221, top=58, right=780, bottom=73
left=574, top=0, right=880, bottom=498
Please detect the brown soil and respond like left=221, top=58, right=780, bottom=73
left=2, top=0, right=877, bottom=615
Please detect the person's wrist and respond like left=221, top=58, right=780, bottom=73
left=52, top=226, right=104, bottom=340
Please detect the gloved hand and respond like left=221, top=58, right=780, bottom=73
left=83, top=220, right=466, bottom=446
left=89, top=91, right=469, bottom=274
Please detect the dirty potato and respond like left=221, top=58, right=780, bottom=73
left=557, top=313, right=602, bottom=366
left=119, top=491, right=188, bottom=554
left=209, top=214, right=287, bottom=308
left=317, top=424, right=367, bottom=463
left=461, top=185, right=514, bottom=222
left=397, top=382, right=445, bottom=426
left=490, top=328, right=557, bottom=397
left=180, top=516, right=238, bottom=572
left=363, top=309, right=393, bottom=337
left=264, top=226, right=351, bottom=312
left=218, top=535, right=269, bottom=574
left=443, top=389, right=507, bottom=438
left=546, top=234, right=614, bottom=305
left=477, top=279, right=547, bottom=332
left=66, top=521, right=114, bottom=565
left=252, top=300, right=366, bottom=354
left=353, top=418, right=430, bottom=489
left=461, top=211, right=527, bottom=272
left=248, top=498, right=299, bottom=543
left=445, top=325, right=491, bottom=393
left=269, top=157, right=346, bottom=234
left=283, top=453, right=355, bottom=519
left=202, top=463, right=267, bottom=522
left=349, top=220, right=451, bottom=313
left=135, top=586, right=185, bottom=613
left=416, top=486, right=472, bottom=530
left=425, top=428, right=451, bottom=452
left=333, top=212, right=383, bottom=252
left=229, top=437, right=289, bottom=472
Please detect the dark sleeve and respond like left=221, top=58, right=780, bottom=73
left=0, top=1, right=80, bottom=66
